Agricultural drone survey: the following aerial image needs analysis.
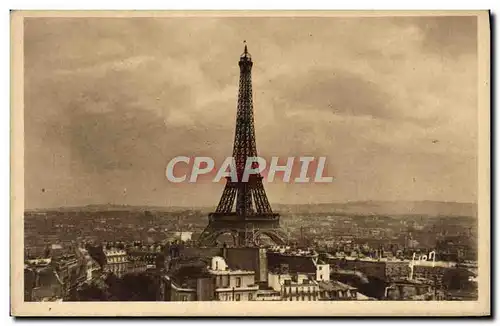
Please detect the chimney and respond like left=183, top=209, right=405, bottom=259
left=222, top=243, right=228, bottom=260
left=280, top=264, right=289, bottom=274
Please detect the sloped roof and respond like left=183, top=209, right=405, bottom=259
left=318, top=280, right=356, bottom=291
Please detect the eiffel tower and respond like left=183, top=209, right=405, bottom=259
left=198, top=44, right=287, bottom=247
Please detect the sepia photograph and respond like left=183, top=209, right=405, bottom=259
left=10, top=10, right=490, bottom=317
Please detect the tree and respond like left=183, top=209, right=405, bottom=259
left=77, top=283, right=109, bottom=301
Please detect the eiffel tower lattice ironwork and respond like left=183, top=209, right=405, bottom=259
left=198, top=44, right=287, bottom=247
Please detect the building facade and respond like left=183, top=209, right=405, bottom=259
left=161, top=274, right=216, bottom=301
left=267, top=269, right=321, bottom=301
left=103, top=249, right=128, bottom=278
left=318, top=280, right=358, bottom=300
left=255, top=289, right=282, bottom=301
left=209, top=256, right=259, bottom=301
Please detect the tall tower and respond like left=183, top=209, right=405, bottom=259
left=198, top=44, right=287, bottom=247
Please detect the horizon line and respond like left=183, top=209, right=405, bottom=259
left=24, top=199, right=478, bottom=211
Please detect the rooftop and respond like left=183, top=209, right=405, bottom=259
left=256, top=289, right=281, bottom=295
left=103, top=249, right=127, bottom=256
left=26, top=258, right=52, bottom=267
left=208, top=268, right=254, bottom=275
left=318, top=280, right=356, bottom=292
left=267, top=246, right=318, bottom=256
left=329, top=255, right=457, bottom=267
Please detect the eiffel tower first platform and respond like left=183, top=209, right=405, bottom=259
left=198, top=44, right=287, bottom=247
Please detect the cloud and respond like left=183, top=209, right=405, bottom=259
left=23, top=16, right=479, bottom=208
left=411, top=16, right=478, bottom=58
left=272, top=69, right=399, bottom=120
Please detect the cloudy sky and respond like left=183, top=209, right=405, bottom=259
left=24, top=15, right=478, bottom=209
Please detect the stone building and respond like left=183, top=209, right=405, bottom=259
left=209, top=256, right=259, bottom=301
left=318, top=280, right=358, bottom=300
left=103, top=249, right=128, bottom=278
left=267, top=270, right=321, bottom=301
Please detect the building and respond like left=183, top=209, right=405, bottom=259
left=326, top=256, right=388, bottom=280
left=209, top=256, right=259, bottom=301
left=162, top=275, right=215, bottom=301
left=222, top=247, right=268, bottom=283
left=254, top=289, right=282, bottom=301
left=103, top=249, right=128, bottom=277
left=127, top=261, right=148, bottom=274
left=318, top=280, right=358, bottom=300
left=385, top=278, right=436, bottom=300
left=52, top=254, right=87, bottom=300
left=174, top=231, right=193, bottom=242
left=266, top=261, right=361, bottom=301
left=266, top=246, right=319, bottom=275
left=385, top=260, right=411, bottom=281
left=160, top=255, right=216, bottom=301
left=76, top=247, right=101, bottom=282
left=127, top=247, right=164, bottom=271
left=25, top=250, right=95, bottom=302
left=316, top=263, right=330, bottom=282
left=268, top=269, right=321, bottom=301
left=24, top=265, right=64, bottom=302
left=267, top=262, right=324, bottom=301
left=168, top=278, right=197, bottom=301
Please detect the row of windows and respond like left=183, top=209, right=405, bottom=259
left=286, top=295, right=318, bottom=301
left=105, top=265, right=127, bottom=271
left=217, top=293, right=253, bottom=301
left=129, top=256, right=157, bottom=261
left=284, top=287, right=318, bottom=294
left=107, top=257, right=127, bottom=263
left=216, top=276, right=245, bottom=288
left=329, top=290, right=357, bottom=298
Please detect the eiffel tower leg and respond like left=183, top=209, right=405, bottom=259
left=198, top=225, right=217, bottom=247
left=236, top=231, right=247, bottom=247
left=254, top=229, right=288, bottom=246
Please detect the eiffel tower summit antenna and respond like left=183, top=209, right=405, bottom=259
left=198, top=44, right=287, bottom=247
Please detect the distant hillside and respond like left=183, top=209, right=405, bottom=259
left=25, top=204, right=213, bottom=213
left=272, top=200, right=477, bottom=217
left=26, top=200, right=477, bottom=217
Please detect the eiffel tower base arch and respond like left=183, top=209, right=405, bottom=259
left=198, top=213, right=287, bottom=247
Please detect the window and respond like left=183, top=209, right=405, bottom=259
left=235, top=294, right=241, bottom=301
left=236, top=277, right=241, bottom=287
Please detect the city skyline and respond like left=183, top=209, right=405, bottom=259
left=25, top=16, right=478, bottom=209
